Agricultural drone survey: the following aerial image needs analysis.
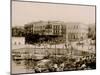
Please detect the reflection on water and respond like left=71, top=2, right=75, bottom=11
left=12, top=59, right=36, bottom=74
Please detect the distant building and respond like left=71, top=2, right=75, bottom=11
left=24, top=21, right=88, bottom=43
left=24, top=21, right=66, bottom=43
left=24, top=21, right=66, bottom=36
left=12, top=37, right=26, bottom=59
left=88, top=24, right=96, bottom=40
left=12, top=37, right=25, bottom=46
left=65, top=23, right=88, bottom=41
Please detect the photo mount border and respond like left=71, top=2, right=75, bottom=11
left=10, top=0, right=96, bottom=74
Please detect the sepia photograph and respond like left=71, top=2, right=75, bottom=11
left=11, top=0, right=96, bottom=74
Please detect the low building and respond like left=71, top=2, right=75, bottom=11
left=12, top=37, right=25, bottom=49
left=12, top=37, right=26, bottom=60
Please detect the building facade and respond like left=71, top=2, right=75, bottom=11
left=24, top=21, right=66, bottom=36
left=88, top=24, right=96, bottom=40
left=24, top=21, right=88, bottom=42
left=12, top=37, right=25, bottom=50
left=65, top=23, right=88, bottom=41
left=24, top=21, right=66, bottom=43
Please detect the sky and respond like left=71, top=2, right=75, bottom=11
left=12, top=1, right=95, bottom=26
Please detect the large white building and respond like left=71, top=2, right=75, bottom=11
left=24, top=21, right=66, bottom=36
left=24, top=21, right=88, bottom=42
left=65, top=23, right=88, bottom=41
